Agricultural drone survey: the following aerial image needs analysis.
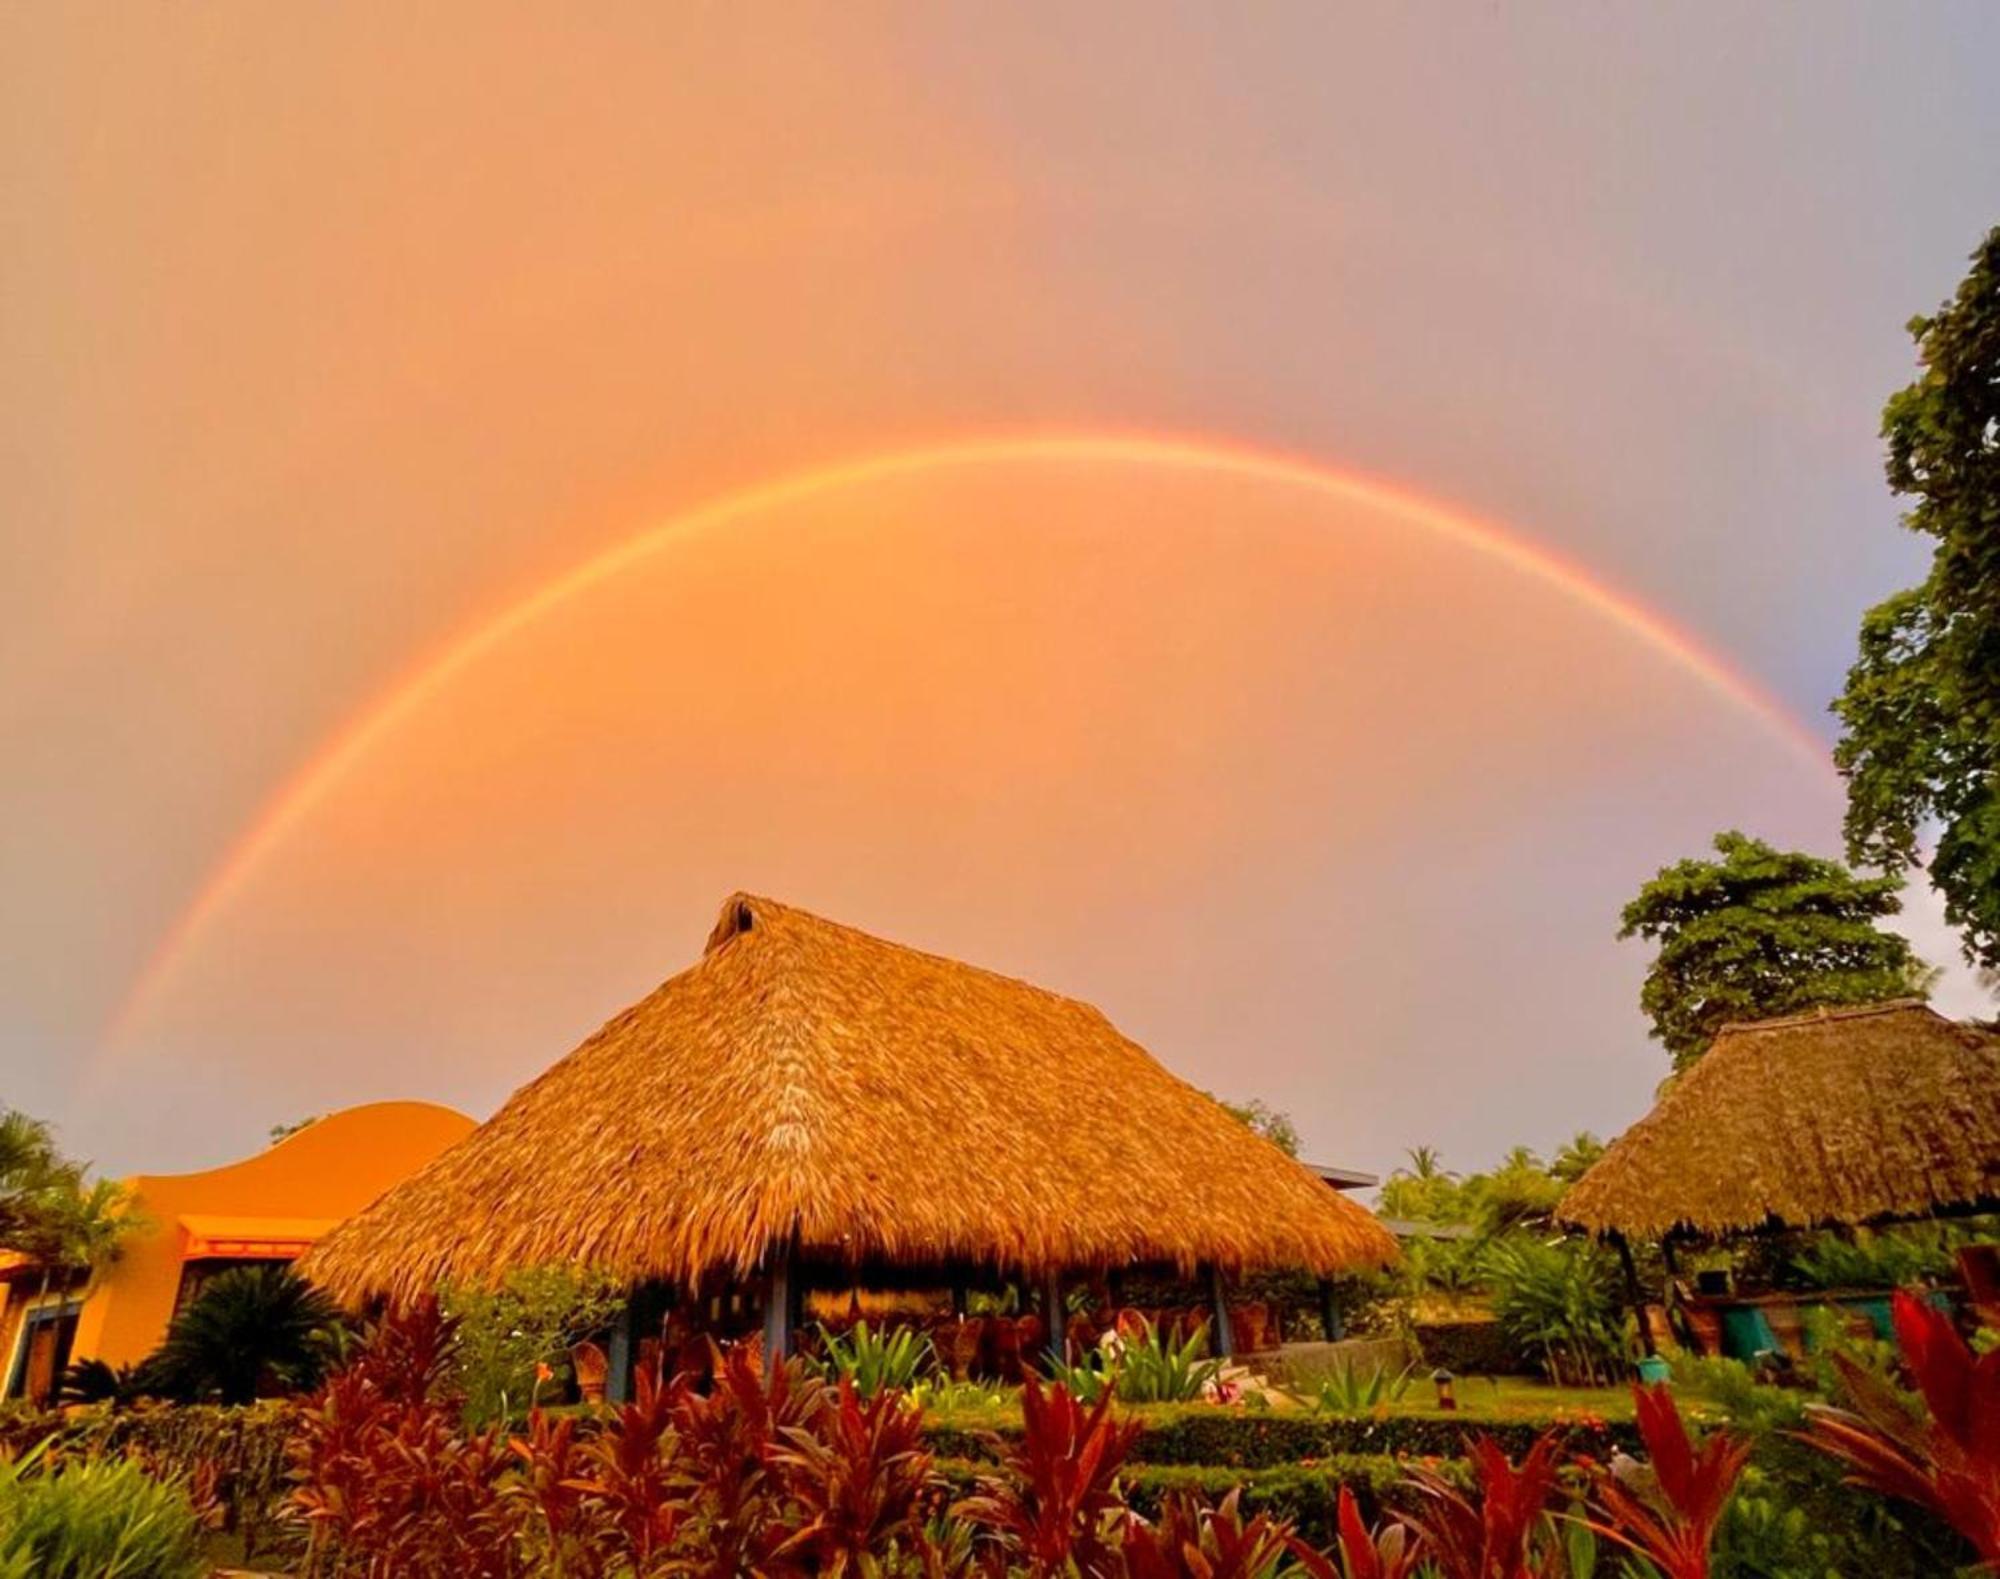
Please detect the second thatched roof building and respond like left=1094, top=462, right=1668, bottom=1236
left=303, top=894, right=1394, bottom=1327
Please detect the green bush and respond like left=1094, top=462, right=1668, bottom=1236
left=441, top=1263, right=625, bottom=1424
left=1480, top=1235, right=1628, bottom=1387
left=0, top=1444, right=204, bottom=1579
left=1413, top=1317, right=1533, bottom=1376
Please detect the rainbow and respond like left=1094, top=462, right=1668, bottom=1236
left=104, top=430, right=1831, bottom=1047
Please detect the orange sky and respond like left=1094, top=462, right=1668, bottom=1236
left=3, top=4, right=1995, bottom=1177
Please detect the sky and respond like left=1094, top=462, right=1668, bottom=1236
left=3, top=4, right=1998, bottom=1184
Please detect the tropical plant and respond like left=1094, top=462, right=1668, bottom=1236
left=814, top=1319, right=937, bottom=1398
left=1800, top=1288, right=2000, bottom=1568
left=1581, top=1384, right=1751, bottom=1579
left=957, top=1375, right=1141, bottom=1576
left=1310, top=1359, right=1414, bottom=1416
left=147, top=1264, right=343, bottom=1404
left=0, top=1441, right=205, bottom=1579
left=1213, top=1096, right=1303, bottom=1158
left=767, top=1379, right=936, bottom=1576
left=1398, top=1432, right=1568, bottom=1579
left=1287, top=1486, right=1424, bottom=1579
left=1480, top=1236, right=1627, bottom=1387
left=1118, top=1489, right=1292, bottom=1579
left=1618, top=831, right=1930, bottom=1070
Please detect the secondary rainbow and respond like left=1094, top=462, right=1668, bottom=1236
left=104, top=430, right=1832, bottom=1048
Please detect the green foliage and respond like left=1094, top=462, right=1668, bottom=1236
left=1784, top=1222, right=1966, bottom=1293
left=1112, top=1319, right=1225, bottom=1404
left=1669, top=1355, right=1807, bottom=1435
left=440, top=1263, right=625, bottom=1424
left=1212, top=1094, right=1302, bottom=1156
left=0, top=1444, right=204, bottom=1579
left=1479, top=1236, right=1627, bottom=1387
left=148, top=1265, right=343, bottom=1406
left=1309, top=1359, right=1414, bottom=1415
left=1619, top=831, right=1929, bottom=1069
left=1836, top=225, right=2000, bottom=974
left=813, top=1319, right=936, bottom=1397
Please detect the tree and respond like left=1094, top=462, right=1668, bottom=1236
left=0, top=1109, right=78, bottom=1252
left=1835, top=224, right=2000, bottom=973
left=148, top=1264, right=344, bottom=1405
left=1619, top=831, right=1930, bottom=1070
left=1212, top=1095, right=1301, bottom=1157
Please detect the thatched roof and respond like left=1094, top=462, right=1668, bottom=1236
left=303, top=894, right=1395, bottom=1302
left=1558, top=1000, right=2000, bottom=1240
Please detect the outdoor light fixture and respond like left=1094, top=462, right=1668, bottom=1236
left=1432, top=1368, right=1457, bottom=1411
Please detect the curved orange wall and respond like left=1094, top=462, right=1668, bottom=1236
left=74, top=1101, right=473, bottom=1368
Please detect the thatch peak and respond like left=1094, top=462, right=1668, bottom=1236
left=302, top=893, right=1396, bottom=1302
left=1558, top=999, right=2000, bottom=1240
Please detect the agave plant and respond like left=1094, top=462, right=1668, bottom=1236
left=1582, top=1384, right=1750, bottom=1579
left=1800, top=1288, right=2000, bottom=1569
left=1114, top=1319, right=1224, bottom=1405
left=815, top=1320, right=936, bottom=1397
left=1310, top=1359, right=1415, bottom=1416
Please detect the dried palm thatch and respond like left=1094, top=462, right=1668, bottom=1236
left=1558, top=1000, right=2000, bottom=1240
left=303, top=894, right=1395, bottom=1302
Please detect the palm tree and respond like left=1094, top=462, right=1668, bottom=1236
left=0, top=1109, right=77, bottom=1252
left=151, top=1265, right=344, bottom=1405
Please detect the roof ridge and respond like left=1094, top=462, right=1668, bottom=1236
left=1715, top=997, right=1933, bottom=1037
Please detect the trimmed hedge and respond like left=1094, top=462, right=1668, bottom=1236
left=921, top=1405, right=1638, bottom=1467
left=1413, top=1319, right=1533, bottom=1377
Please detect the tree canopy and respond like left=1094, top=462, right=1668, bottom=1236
left=1619, top=831, right=1929, bottom=1070
left=1835, top=224, right=2000, bottom=973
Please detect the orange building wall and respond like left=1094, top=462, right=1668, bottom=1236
left=69, top=1101, right=473, bottom=1369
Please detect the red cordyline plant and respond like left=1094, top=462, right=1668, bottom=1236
left=1286, top=1486, right=1424, bottom=1579
left=1800, top=1289, right=2000, bottom=1570
left=1117, top=1489, right=1293, bottom=1579
left=1581, top=1384, right=1750, bottom=1579
left=957, top=1374, right=1143, bottom=1577
left=1397, top=1431, right=1568, bottom=1579
left=768, top=1377, right=936, bottom=1576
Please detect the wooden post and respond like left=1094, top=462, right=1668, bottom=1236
left=1612, top=1233, right=1657, bottom=1357
left=606, top=1299, right=635, bottom=1403
left=1043, top=1268, right=1067, bottom=1369
left=1206, top=1263, right=1234, bottom=1359
left=949, top=1267, right=969, bottom=1319
left=764, top=1237, right=794, bottom=1363
left=1317, top=1277, right=1344, bottom=1342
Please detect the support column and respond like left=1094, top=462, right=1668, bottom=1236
left=1612, top=1233, right=1657, bottom=1357
left=1206, top=1263, right=1234, bottom=1359
left=763, top=1237, right=795, bottom=1363
left=606, top=1299, right=635, bottom=1403
left=1042, top=1268, right=1067, bottom=1369
left=1317, top=1277, right=1344, bottom=1342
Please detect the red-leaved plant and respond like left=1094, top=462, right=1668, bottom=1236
left=1287, top=1486, right=1424, bottom=1579
left=1801, top=1289, right=2000, bottom=1570
left=1582, top=1383, right=1750, bottom=1579
left=1117, top=1489, right=1293, bottom=1579
left=957, top=1374, right=1142, bottom=1577
left=1398, top=1432, right=1568, bottom=1579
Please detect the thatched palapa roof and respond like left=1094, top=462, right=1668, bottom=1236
left=1558, top=1000, right=2000, bottom=1240
left=303, top=894, right=1395, bottom=1302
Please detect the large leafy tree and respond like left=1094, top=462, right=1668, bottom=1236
left=1835, top=225, right=2000, bottom=971
left=1619, top=831, right=1930, bottom=1070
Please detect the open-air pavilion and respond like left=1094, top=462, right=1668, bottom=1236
left=1558, top=999, right=2000, bottom=1354
left=302, top=893, right=1396, bottom=1392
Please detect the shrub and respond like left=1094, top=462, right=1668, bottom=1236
left=441, top=1263, right=625, bottom=1424
left=0, top=1442, right=206, bottom=1579
left=1310, top=1359, right=1415, bottom=1416
left=1480, top=1236, right=1627, bottom=1387
left=1413, top=1319, right=1534, bottom=1378
left=145, top=1265, right=344, bottom=1405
